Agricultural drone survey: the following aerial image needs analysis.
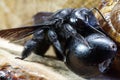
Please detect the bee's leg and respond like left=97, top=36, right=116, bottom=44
left=52, top=47, right=64, bottom=60
left=16, top=29, right=48, bottom=60
left=16, top=39, right=38, bottom=60
left=48, top=30, right=65, bottom=61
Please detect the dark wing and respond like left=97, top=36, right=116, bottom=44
left=0, top=12, right=54, bottom=41
left=0, top=26, right=39, bottom=41
left=33, top=12, right=53, bottom=24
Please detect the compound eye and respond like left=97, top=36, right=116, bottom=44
left=70, top=11, right=88, bottom=26
left=75, top=10, right=88, bottom=21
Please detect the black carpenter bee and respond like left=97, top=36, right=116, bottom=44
left=0, top=8, right=117, bottom=77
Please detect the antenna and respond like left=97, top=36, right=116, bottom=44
left=91, top=7, right=108, bottom=23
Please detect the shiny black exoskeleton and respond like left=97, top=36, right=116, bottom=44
left=0, top=8, right=117, bottom=77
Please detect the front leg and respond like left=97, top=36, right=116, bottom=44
left=62, top=24, right=77, bottom=38
left=50, top=24, right=78, bottom=60
left=48, top=30, right=65, bottom=61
